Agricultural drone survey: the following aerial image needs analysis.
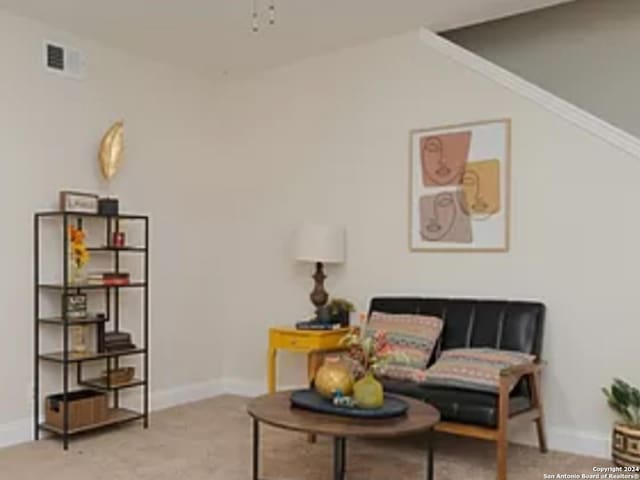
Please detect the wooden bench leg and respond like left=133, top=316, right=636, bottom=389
left=497, top=378, right=509, bottom=480
left=531, top=371, right=548, bottom=453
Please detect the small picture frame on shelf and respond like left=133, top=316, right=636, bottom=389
left=98, top=197, right=119, bottom=216
left=64, top=293, right=87, bottom=319
left=59, top=191, right=99, bottom=214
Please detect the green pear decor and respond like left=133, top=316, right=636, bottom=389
left=353, top=372, right=384, bottom=409
left=340, top=329, right=407, bottom=410
left=602, top=378, right=640, bottom=467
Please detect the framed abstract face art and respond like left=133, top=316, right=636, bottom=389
left=410, top=119, right=510, bottom=252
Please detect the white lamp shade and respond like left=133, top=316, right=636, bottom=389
left=293, top=224, right=346, bottom=264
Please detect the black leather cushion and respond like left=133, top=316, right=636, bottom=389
left=382, top=378, right=532, bottom=427
left=371, top=297, right=545, bottom=427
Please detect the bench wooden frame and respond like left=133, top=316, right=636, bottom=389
left=433, top=361, right=547, bottom=480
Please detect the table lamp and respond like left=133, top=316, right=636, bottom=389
left=293, top=223, right=346, bottom=314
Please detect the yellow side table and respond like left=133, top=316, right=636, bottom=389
left=267, top=326, right=351, bottom=393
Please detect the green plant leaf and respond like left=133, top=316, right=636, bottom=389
left=603, top=379, right=640, bottom=426
left=630, top=386, right=640, bottom=409
left=611, top=383, right=631, bottom=408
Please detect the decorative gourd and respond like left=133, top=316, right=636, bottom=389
left=314, top=357, right=354, bottom=399
left=353, top=372, right=384, bottom=409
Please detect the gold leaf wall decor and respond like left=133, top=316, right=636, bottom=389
left=98, top=121, right=124, bottom=181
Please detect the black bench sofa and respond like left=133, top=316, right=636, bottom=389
left=370, top=297, right=547, bottom=480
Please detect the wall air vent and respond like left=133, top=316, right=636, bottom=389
left=44, top=41, right=87, bottom=80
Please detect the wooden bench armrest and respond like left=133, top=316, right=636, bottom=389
left=499, top=360, right=546, bottom=389
left=500, top=360, right=544, bottom=378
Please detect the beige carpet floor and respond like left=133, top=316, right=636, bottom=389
left=0, top=395, right=607, bottom=479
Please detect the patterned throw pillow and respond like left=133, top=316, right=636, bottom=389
left=422, top=348, right=536, bottom=393
left=365, top=311, right=443, bottom=383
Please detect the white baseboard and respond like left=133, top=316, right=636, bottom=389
left=219, top=378, right=304, bottom=398
left=0, top=379, right=225, bottom=450
left=149, top=379, right=225, bottom=411
left=510, top=425, right=609, bottom=459
left=0, top=418, right=32, bottom=450
left=0, top=376, right=611, bottom=461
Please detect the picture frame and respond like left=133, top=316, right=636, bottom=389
left=64, top=293, right=87, bottom=319
left=59, top=191, right=99, bottom=214
left=409, top=118, right=511, bottom=252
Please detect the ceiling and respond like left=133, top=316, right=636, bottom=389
left=0, top=0, right=573, bottom=79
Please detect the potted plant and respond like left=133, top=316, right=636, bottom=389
left=340, top=330, right=407, bottom=409
left=68, top=223, right=90, bottom=284
left=602, top=378, right=640, bottom=466
left=328, top=298, right=355, bottom=327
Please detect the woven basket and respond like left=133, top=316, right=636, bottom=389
left=101, top=367, right=135, bottom=386
left=613, top=423, right=640, bottom=467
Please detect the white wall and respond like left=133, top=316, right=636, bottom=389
left=215, top=30, right=640, bottom=457
left=1, top=6, right=638, bottom=460
left=444, top=0, right=640, bottom=137
left=0, top=11, right=226, bottom=445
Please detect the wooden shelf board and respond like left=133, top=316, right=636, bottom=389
left=36, top=211, right=148, bottom=221
left=87, top=246, right=146, bottom=252
left=80, top=377, right=146, bottom=391
left=39, top=316, right=108, bottom=325
left=39, top=408, right=143, bottom=435
left=40, top=348, right=146, bottom=363
left=39, top=282, right=146, bottom=290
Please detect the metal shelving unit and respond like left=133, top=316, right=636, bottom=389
left=34, top=211, right=149, bottom=450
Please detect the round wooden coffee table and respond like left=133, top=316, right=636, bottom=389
left=247, top=390, right=440, bottom=480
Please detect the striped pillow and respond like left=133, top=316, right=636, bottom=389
left=423, top=348, right=535, bottom=393
left=366, top=311, right=443, bottom=382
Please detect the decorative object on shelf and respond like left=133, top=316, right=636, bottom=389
left=313, top=356, right=354, bottom=399
left=98, top=197, right=119, bottom=216
left=111, top=231, right=126, bottom=248
left=99, top=121, right=124, bottom=181
left=59, top=191, right=99, bottom=214
left=68, top=222, right=90, bottom=284
left=101, top=367, right=135, bottom=386
left=87, top=272, right=130, bottom=286
left=64, top=293, right=87, bottom=319
left=328, top=298, right=355, bottom=327
left=46, top=390, right=108, bottom=430
left=603, top=378, right=640, bottom=467
left=410, top=118, right=510, bottom=252
left=70, top=325, right=89, bottom=354
left=293, top=223, right=346, bottom=313
left=103, top=331, right=136, bottom=352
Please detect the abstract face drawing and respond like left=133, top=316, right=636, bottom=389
left=461, top=159, right=501, bottom=219
left=419, top=191, right=472, bottom=243
left=420, top=131, right=472, bottom=187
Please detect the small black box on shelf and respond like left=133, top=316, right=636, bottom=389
left=98, top=198, right=119, bottom=216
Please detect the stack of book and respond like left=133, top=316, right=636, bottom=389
left=295, top=320, right=344, bottom=331
left=88, top=272, right=131, bottom=286
left=102, top=331, right=136, bottom=352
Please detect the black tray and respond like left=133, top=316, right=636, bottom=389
left=290, top=389, right=408, bottom=419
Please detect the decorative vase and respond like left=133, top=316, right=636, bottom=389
left=69, top=259, right=86, bottom=285
left=353, top=372, right=384, bottom=409
left=70, top=325, right=88, bottom=354
left=612, top=423, right=640, bottom=467
left=314, top=356, right=354, bottom=399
